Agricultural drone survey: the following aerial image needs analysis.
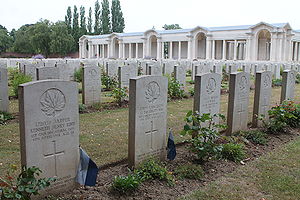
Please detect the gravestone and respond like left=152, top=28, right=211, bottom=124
left=82, top=66, right=101, bottom=106
left=37, top=67, right=59, bottom=80
left=24, top=64, right=37, bottom=81
left=146, top=62, right=162, bottom=75
left=194, top=73, right=221, bottom=120
left=280, top=70, right=296, bottom=103
left=227, top=72, right=250, bottom=134
left=128, top=75, right=168, bottom=168
left=0, top=64, right=9, bottom=112
left=106, top=61, right=119, bottom=78
left=118, top=64, right=138, bottom=88
left=19, top=80, right=79, bottom=196
left=252, top=71, right=272, bottom=127
left=174, top=65, right=186, bottom=89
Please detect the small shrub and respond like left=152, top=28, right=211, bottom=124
left=0, top=165, right=55, bottom=200
left=186, top=69, right=192, bottom=77
left=101, top=68, right=118, bottom=90
left=0, top=112, right=14, bottom=125
left=240, top=130, right=267, bottom=145
left=187, top=79, right=195, bottom=84
left=189, top=88, right=194, bottom=97
left=138, top=66, right=143, bottom=76
left=74, top=67, right=83, bottom=83
left=11, top=72, right=32, bottom=97
left=222, top=65, right=229, bottom=82
left=174, top=164, right=203, bottom=180
left=272, top=78, right=282, bottom=87
left=134, top=159, right=175, bottom=186
left=111, top=87, right=128, bottom=106
left=111, top=174, right=141, bottom=194
left=296, top=74, right=300, bottom=84
left=181, top=111, right=227, bottom=161
left=168, top=76, right=185, bottom=100
left=220, top=143, right=246, bottom=162
left=78, top=104, right=87, bottom=113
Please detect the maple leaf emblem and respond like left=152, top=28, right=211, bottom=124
left=145, top=81, right=160, bottom=103
left=40, top=89, right=66, bottom=117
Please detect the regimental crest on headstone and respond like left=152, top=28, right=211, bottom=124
left=145, top=81, right=160, bottom=103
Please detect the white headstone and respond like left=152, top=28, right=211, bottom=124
left=82, top=66, right=101, bottom=105
left=0, top=64, right=9, bottom=112
left=280, top=70, right=296, bottom=103
left=37, top=67, right=59, bottom=80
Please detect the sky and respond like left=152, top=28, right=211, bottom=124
left=0, top=0, right=300, bottom=32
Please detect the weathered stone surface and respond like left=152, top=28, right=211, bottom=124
left=37, top=67, right=59, bottom=80
left=174, top=64, right=186, bottom=89
left=24, top=64, right=37, bottom=81
left=252, top=71, right=272, bottom=127
left=128, top=75, right=168, bottom=168
left=280, top=70, right=296, bottom=103
left=19, top=80, right=79, bottom=196
left=227, top=72, right=250, bottom=134
left=82, top=66, right=101, bottom=105
left=0, top=64, right=9, bottom=112
left=118, top=64, right=138, bottom=88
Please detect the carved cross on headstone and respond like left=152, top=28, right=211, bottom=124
left=145, top=121, right=158, bottom=151
left=44, top=140, right=65, bottom=177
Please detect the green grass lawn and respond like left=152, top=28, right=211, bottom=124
left=1, top=84, right=300, bottom=177
left=181, top=135, right=300, bottom=200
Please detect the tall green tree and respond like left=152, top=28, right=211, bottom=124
left=87, top=7, right=93, bottom=34
left=30, top=20, right=52, bottom=56
left=72, top=5, right=80, bottom=46
left=79, top=6, right=87, bottom=35
left=65, top=6, right=72, bottom=34
left=12, top=24, right=34, bottom=54
left=0, top=25, right=13, bottom=53
left=50, top=21, right=75, bottom=56
left=111, top=0, right=125, bottom=33
left=94, top=0, right=101, bottom=34
left=101, top=0, right=111, bottom=34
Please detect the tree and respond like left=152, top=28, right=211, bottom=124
left=50, top=21, right=75, bottom=56
left=29, top=20, right=52, bottom=56
left=65, top=6, right=72, bottom=34
left=79, top=6, right=87, bottom=35
left=72, top=5, right=80, bottom=47
left=0, top=25, right=13, bottom=54
left=111, top=0, right=125, bottom=33
left=101, top=0, right=111, bottom=34
left=162, top=24, right=182, bottom=30
left=94, top=0, right=101, bottom=34
left=12, top=24, right=34, bottom=54
left=87, top=7, right=93, bottom=34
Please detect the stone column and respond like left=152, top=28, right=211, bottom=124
left=157, top=39, right=162, bottom=60
left=169, top=42, right=173, bottom=59
left=294, top=42, right=298, bottom=61
left=212, top=40, right=215, bottom=60
left=222, top=40, right=226, bottom=60
left=107, top=43, right=110, bottom=58
left=79, top=42, right=83, bottom=59
left=96, top=45, right=100, bottom=59
left=206, top=38, right=211, bottom=59
left=102, top=45, right=105, bottom=58
left=270, top=34, right=278, bottom=61
left=118, top=41, right=122, bottom=59
left=143, top=40, right=147, bottom=58
left=161, top=42, right=165, bottom=59
left=233, top=40, right=237, bottom=60
left=187, top=37, right=192, bottom=60
left=178, top=41, right=182, bottom=60
left=88, top=41, right=93, bottom=59
left=122, top=43, right=126, bottom=58
left=136, top=43, right=139, bottom=58
left=129, top=43, right=132, bottom=59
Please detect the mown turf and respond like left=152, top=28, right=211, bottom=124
left=181, top=135, right=300, bottom=200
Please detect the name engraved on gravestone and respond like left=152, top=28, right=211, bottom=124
left=128, top=76, right=168, bottom=168
left=19, top=80, right=79, bottom=196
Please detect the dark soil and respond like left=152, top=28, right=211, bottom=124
left=56, top=129, right=300, bottom=200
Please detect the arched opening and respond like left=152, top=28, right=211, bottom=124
left=195, top=32, right=206, bottom=59
left=149, top=35, right=157, bottom=59
left=257, top=29, right=271, bottom=61
left=112, top=37, right=119, bottom=59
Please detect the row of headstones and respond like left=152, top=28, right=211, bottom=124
left=17, top=68, right=296, bottom=197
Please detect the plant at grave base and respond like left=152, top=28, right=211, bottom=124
left=263, top=101, right=300, bottom=134
left=239, top=130, right=268, bottom=145
left=8, top=68, right=19, bottom=83
left=220, top=143, right=246, bottom=162
left=187, top=79, right=195, bottom=84
left=174, top=164, right=203, bottom=180
left=0, top=111, right=14, bottom=125
left=222, top=65, right=229, bottom=83
left=78, top=104, right=87, bottom=113
left=221, top=82, right=228, bottom=89
left=111, top=173, right=141, bottom=194
left=137, top=66, right=143, bottom=76
left=186, top=69, right=192, bottom=77
left=134, top=159, right=175, bottom=186
left=11, top=72, right=32, bottom=97
left=167, top=76, right=185, bottom=100
left=0, top=165, right=55, bottom=200
left=180, top=111, right=227, bottom=162
left=111, top=87, right=128, bottom=106
left=101, top=68, right=118, bottom=90
left=73, top=67, right=83, bottom=83
left=272, top=78, right=282, bottom=87
left=189, top=88, right=195, bottom=97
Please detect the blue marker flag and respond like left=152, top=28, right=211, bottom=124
left=76, top=147, right=99, bottom=186
left=167, top=130, right=176, bottom=160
